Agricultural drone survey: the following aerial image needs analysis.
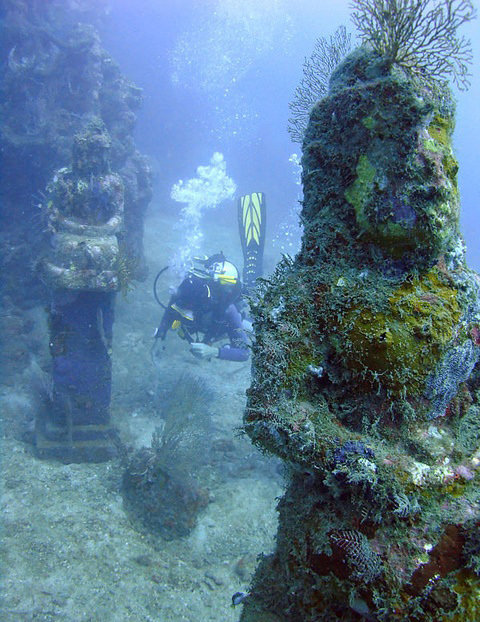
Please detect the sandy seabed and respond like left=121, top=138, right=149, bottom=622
left=0, top=208, right=284, bottom=621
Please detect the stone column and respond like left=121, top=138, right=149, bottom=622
left=241, top=49, right=480, bottom=621
left=37, top=118, right=125, bottom=462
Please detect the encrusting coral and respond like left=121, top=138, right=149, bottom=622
left=240, top=4, right=480, bottom=620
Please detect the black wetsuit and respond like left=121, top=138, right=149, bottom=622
left=156, top=274, right=249, bottom=362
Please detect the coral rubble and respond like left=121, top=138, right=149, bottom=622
left=241, top=48, right=480, bottom=621
left=122, top=375, right=213, bottom=539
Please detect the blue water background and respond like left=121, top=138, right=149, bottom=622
left=100, top=0, right=480, bottom=270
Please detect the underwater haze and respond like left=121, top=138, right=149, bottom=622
left=103, top=0, right=480, bottom=269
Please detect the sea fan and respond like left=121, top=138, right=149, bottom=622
left=288, top=25, right=352, bottom=143
left=350, top=0, right=476, bottom=89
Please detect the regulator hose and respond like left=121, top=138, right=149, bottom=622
left=153, top=266, right=169, bottom=309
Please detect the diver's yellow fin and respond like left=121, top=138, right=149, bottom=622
left=238, top=192, right=266, bottom=292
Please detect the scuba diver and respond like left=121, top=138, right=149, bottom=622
left=152, top=253, right=250, bottom=362
left=152, top=191, right=267, bottom=365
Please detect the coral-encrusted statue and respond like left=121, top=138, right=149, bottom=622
left=38, top=119, right=124, bottom=462
left=42, top=118, right=124, bottom=292
left=240, top=43, right=480, bottom=622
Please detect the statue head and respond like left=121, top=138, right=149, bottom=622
left=303, top=48, right=460, bottom=268
left=72, top=117, right=111, bottom=177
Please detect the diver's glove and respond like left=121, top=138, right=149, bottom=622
left=190, top=342, right=219, bottom=360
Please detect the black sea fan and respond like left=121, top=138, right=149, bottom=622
left=288, top=25, right=352, bottom=143
left=350, top=0, right=477, bottom=89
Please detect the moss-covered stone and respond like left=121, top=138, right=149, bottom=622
left=40, top=120, right=126, bottom=292
left=242, top=47, right=480, bottom=622
left=301, top=48, right=460, bottom=266
left=0, top=3, right=152, bottom=310
left=334, top=266, right=462, bottom=399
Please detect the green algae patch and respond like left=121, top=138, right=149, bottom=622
left=361, top=115, right=376, bottom=130
left=341, top=109, right=459, bottom=263
left=242, top=46, right=480, bottom=622
left=427, top=114, right=459, bottom=186
left=452, top=569, right=480, bottom=622
left=428, top=114, right=453, bottom=151
left=334, top=268, right=461, bottom=397
left=344, top=152, right=422, bottom=258
left=345, top=154, right=376, bottom=233
left=284, top=341, right=322, bottom=392
left=422, top=137, right=441, bottom=153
